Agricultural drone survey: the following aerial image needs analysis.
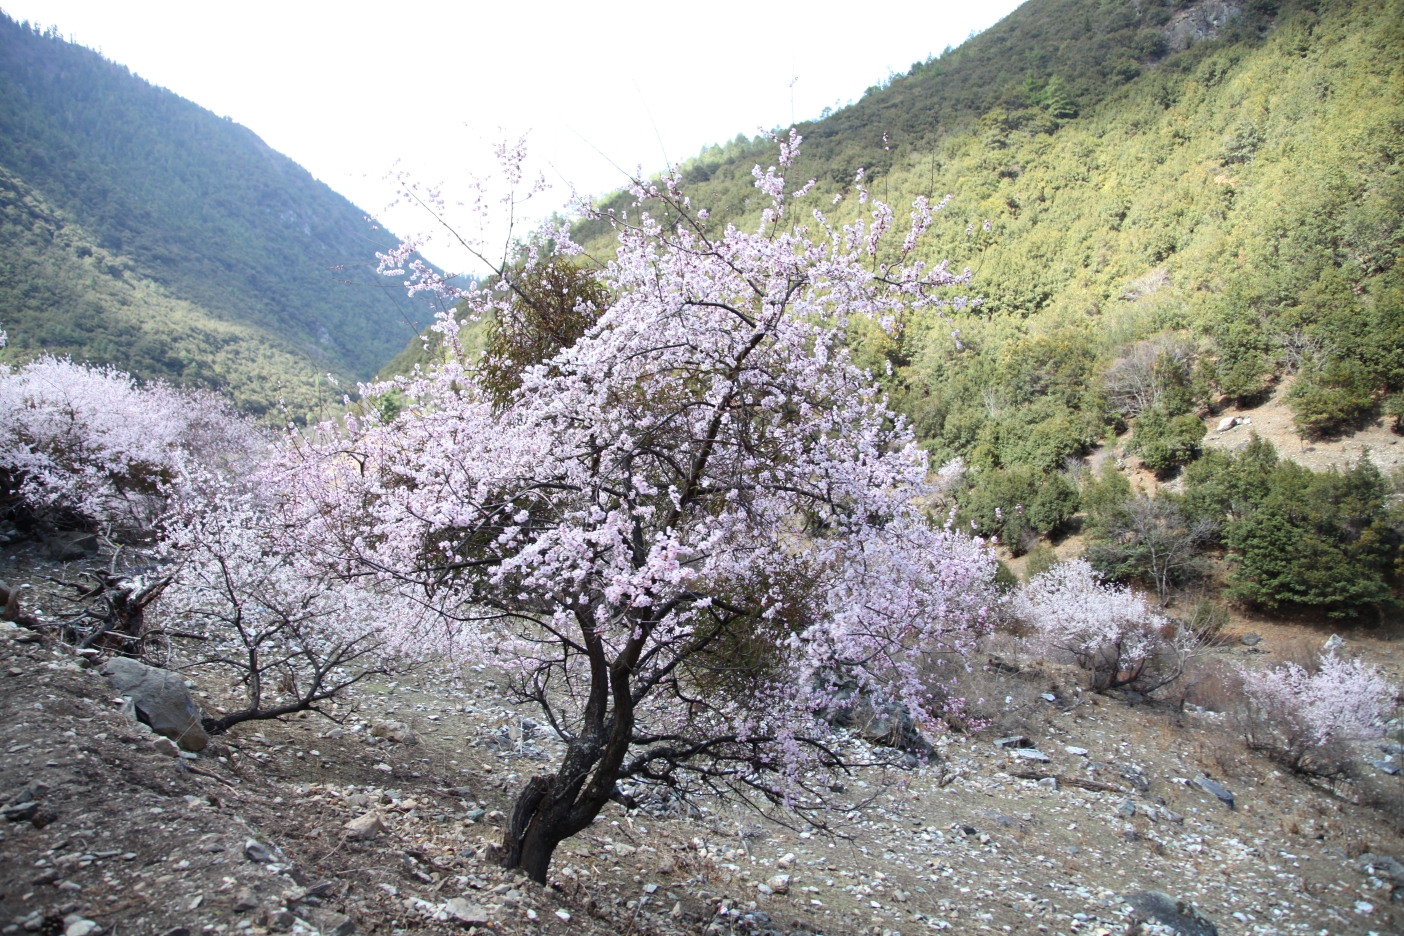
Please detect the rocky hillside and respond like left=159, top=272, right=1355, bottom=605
left=1, top=537, right=1400, bottom=936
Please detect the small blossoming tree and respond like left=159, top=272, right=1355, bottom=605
left=1239, top=651, right=1396, bottom=777
left=283, top=134, right=997, bottom=881
left=1015, top=558, right=1199, bottom=693
left=0, top=356, right=261, bottom=532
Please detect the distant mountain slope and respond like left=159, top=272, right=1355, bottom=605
left=574, top=0, right=1403, bottom=473
left=0, top=16, right=429, bottom=414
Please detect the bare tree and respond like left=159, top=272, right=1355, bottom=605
left=1103, top=337, right=1196, bottom=419
left=1088, top=495, right=1218, bottom=605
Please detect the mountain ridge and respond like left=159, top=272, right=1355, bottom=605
left=0, top=15, right=437, bottom=417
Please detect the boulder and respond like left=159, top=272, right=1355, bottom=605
left=370, top=720, right=415, bottom=744
left=816, top=678, right=933, bottom=755
left=444, top=899, right=494, bottom=926
left=766, top=874, right=791, bottom=895
left=1192, top=776, right=1234, bottom=809
left=344, top=812, right=386, bottom=840
left=1215, top=416, right=1238, bottom=432
left=1125, top=890, right=1217, bottom=936
left=101, top=657, right=208, bottom=751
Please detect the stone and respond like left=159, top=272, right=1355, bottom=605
left=1011, top=748, right=1051, bottom=762
left=233, top=889, right=260, bottom=912
left=1215, top=416, right=1238, bottom=432
left=1323, top=634, right=1343, bottom=653
left=444, top=899, right=493, bottom=926
left=64, top=920, right=99, bottom=936
left=323, top=728, right=344, bottom=740
left=244, top=839, right=274, bottom=863
left=150, top=736, right=180, bottom=758
left=44, top=531, right=98, bottom=562
left=1041, top=693, right=1058, bottom=702
left=159, top=929, right=191, bottom=936
left=310, top=910, right=355, bottom=936
left=1373, top=760, right=1401, bottom=775
left=1192, top=776, right=1234, bottom=809
left=3, top=801, right=40, bottom=823
left=370, top=720, right=415, bottom=744
left=264, top=909, right=295, bottom=932
left=1239, top=632, right=1261, bottom=646
left=1065, top=746, right=1089, bottom=756
left=464, top=808, right=485, bottom=824
left=1037, top=777, right=1059, bottom=791
left=1118, top=798, right=1137, bottom=818
left=344, top=811, right=385, bottom=840
left=1125, top=890, right=1218, bottom=936
left=1356, top=853, right=1404, bottom=893
left=767, top=874, right=790, bottom=895
left=994, top=735, right=1032, bottom=748
left=101, top=657, right=209, bottom=751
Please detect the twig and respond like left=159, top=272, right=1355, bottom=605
left=185, top=764, right=237, bottom=787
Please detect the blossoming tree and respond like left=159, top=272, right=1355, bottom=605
left=1239, top=650, right=1396, bottom=776
left=1015, top=558, right=1200, bottom=693
left=284, top=134, right=996, bottom=881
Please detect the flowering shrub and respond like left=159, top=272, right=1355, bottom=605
left=0, top=356, right=261, bottom=531
left=1239, top=651, right=1396, bottom=777
left=284, top=132, right=997, bottom=880
left=161, top=493, right=456, bottom=734
left=1015, top=558, right=1199, bottom=692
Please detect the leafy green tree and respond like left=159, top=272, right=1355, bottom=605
left=1286, top=360, right=1377, bottom=438
left=1128, top=409, right=1206, bottom=476
left=1224, top=459, right=1399, bottom=619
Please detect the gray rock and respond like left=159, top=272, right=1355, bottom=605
left=233, top=889, right=260, bottom=912
left=244, top=839, right=273, bottom=863
left=444, top=899, right=494, bottom=925
left=1373, top=760, right=1401, bottom=775
left=1193, top=776, right=1234, bottom=809
left=1216, top=416, right=1238, bottom=432
left=310, top=910, right=355, bottom=936
left=1239, top=632, right=1261, bottom=646
left=1037, top=777, right=1059, bottom=790
left=370, top=720, right=415, bottom=744
left=100, top=657, right=208, bottom=751
left=1065, top=746, right=1089, bottom=756
left=1011, top=748, right=1051, bottom=762
left=994, top=736, right=1032, bottom=748
left=64, top=920, right=99, bottom=936
left=1118, top=798, right=1137, bottom=818
left=1125, top=890, right=1217, bottom=936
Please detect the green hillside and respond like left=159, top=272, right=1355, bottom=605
left=577, top=0, right=1402, bottom=469
left=0, top=16, right=433, bottom=417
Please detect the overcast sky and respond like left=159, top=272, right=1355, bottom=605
left=3, top=0, right=1025, bottom=272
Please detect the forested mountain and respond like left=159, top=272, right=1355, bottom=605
left=0, top=16, right=429, bottom=417
left=575, top=0, right=1404, bottom=618
left=573, top=0, right=1402, bottom=472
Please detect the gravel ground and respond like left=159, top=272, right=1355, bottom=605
left=2, top=549, right=1401, bottom=936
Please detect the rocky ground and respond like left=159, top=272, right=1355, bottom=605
left=3, top=545, right=1402, bottom=936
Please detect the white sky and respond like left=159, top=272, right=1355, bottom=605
left=3, top=0, right=1025, bottom=272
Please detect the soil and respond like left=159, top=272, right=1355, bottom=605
left=3, top=544, right=1403, bottom=936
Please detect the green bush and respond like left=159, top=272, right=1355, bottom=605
left=957, top=464, right=1079, bottom=553
left=1128, top=409, right=1206, bottom=475
left=1027, top=472, right=1081, bottom=534
left=1023, top=544, right=1058, bottom=580
left=1180, top=433, right=1279, bottom=527
left=1287, top=360, right=1377, bottom=438
left=1223, top=458, right=1399, bottom=619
